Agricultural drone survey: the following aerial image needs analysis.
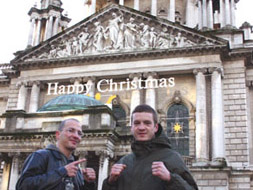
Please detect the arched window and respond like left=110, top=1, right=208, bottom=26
left=167, top=104, right=189, bottom=156
left=112, top=98, right=126, bottom=127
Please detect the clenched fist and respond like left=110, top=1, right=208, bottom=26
left=82, top=168, right=96, bottom=182
left=152, top=161, right=171, bottom=182
left=108, top=164, right=126, bottom=184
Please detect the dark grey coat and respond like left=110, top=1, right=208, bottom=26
left=102, top=126, right=198, bottom=190
left=16, top=144, right=95, bottom=190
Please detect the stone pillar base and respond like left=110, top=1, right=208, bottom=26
left=210, top=158, right=227, bottom=168
left=192, top=159, right=209, bottom=167
left=222, top=25, right=236, bottom=30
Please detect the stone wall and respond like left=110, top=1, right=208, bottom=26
left=223, top=60, right=249, bottom=168
left=192, top=169, right=229, bottom=190
left=229, top=172, right=252, bottom=190
left=6, top=79, right=19, bottom=110
left=192, top=168, right=253, bottom=190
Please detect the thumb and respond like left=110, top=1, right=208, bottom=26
left=82, top=168, right=87, bottom=174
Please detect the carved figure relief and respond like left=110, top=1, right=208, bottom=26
left=33, top=11, right=211, bottom=60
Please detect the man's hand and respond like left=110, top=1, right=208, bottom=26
left=82, top=168, right=96, bottom=182
left=152, top=161, right=171, bottom=182
left=108, top=164, right=126, bottom=184
left=65, top=159, right=86, bottom=177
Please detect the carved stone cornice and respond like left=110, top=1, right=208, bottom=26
left=0, top=134, right=44, bottom=141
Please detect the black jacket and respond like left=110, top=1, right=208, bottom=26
left=102, top=125, right=198, bottom=190
left=16, top=144, right=95, bottom=190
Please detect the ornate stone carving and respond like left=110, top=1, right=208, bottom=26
left=193, top=68, right=208, bottom=75
left=129, top=73, right=142, bottom=79
left=172, top=90, right=182, bottom=104
left=16, top=81, right=28, bottom=88
left=95, top=150, right=114, bottom=158
left=208, top=67, right=224, bottom=77
left=28, top=7, right=219, bottom=61
left=143, top=72, right=158, bottom=79
left=42, top=135, right=56, bottom=148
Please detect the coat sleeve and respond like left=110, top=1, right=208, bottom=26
left=83, top=182, right=96, bottom=190
left=16, top=151, right=67, bottom=190
left=164, top=153, right=198, bottom=190
left=101, top=177, right=118, bottom=190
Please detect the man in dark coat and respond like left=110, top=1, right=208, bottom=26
left=16, top=118, right=96, bottom=190
left=102, top=104, right=198, bottom=190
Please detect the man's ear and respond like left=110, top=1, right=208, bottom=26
left=55, top=131, right=60, bottom=140
left=154, top=123, right=159, bottom=132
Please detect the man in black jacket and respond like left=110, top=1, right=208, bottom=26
left=16, top=118, right=96, bottom=190
left=102, top=104, right=198, bottom=190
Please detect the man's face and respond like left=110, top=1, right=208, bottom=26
left=56, top=120, right=82, bottom=152
left=131, top=112, right=158, bottom=141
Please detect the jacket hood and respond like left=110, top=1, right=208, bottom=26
left=46, top=144, right=75, bottom=161
left=131, top=124, right=172, bottom=157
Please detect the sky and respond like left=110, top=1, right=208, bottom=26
left=0, top=0, right=252, bottom=63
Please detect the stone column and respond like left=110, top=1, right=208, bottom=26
left=91, top=0, right=96, bottom=14
left=86, top=77, right=96, bottom=98
left=35, top=19, right=42, bottom=45
left=134, top=0, right=139, bottom=10
left=70, top=77, right=83, bottom=94
left=29, top=81, right=40, bottom=112
left=225, top=0, right=231, bottom=26
left=185, top=0, right=191, bottom=27
left=144, top=72, right=157, bottom=110
left=198, top=0, right=202, bottom=29
left=97, top=151, right=111, bottom=190
left=169, top=0, right=175, bottom=22
left=28, top=18, right=36, bottom=46
left=45, top=0, right=50, bottom=8
left=241, top=24, right=252, bottom=40
left=44, top=19, right=49, bottom=41
left=9, top=153, right=20, bottom=190
left=53, top=16, right=60, bottom=36
left=219, top=0, right=225, bottom=28
left=46, top=15, right=54, bottom=39
left=202, top=0, right=207, bottom=28
left=119, top=0, right=124, bottom=5
left=70, top=77, right=82, bottom=86
left=130, top=73, right=142, bottom=114
left=207, top=0, right=213, bottom=29
left=193, top=69, right=209, bottom=166
left=230, top=0, right=236, bottom=27
left=151, top=0, right=157, bottom=16
left=210, top=68, right=225, bottom=166
left=17, top=82, right=28, bottom=110
left=0, top=154, right=11, bottom=190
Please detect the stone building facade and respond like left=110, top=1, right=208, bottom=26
left=0, top=0, right=253, bottom=189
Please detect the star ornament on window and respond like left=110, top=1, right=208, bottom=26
left=173, top=123, right=182, bottom=133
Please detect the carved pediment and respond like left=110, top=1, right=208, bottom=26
left=16, top=4, right=227, bottom=63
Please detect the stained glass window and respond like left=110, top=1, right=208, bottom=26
left=167, top=104, right=189, bottom=156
